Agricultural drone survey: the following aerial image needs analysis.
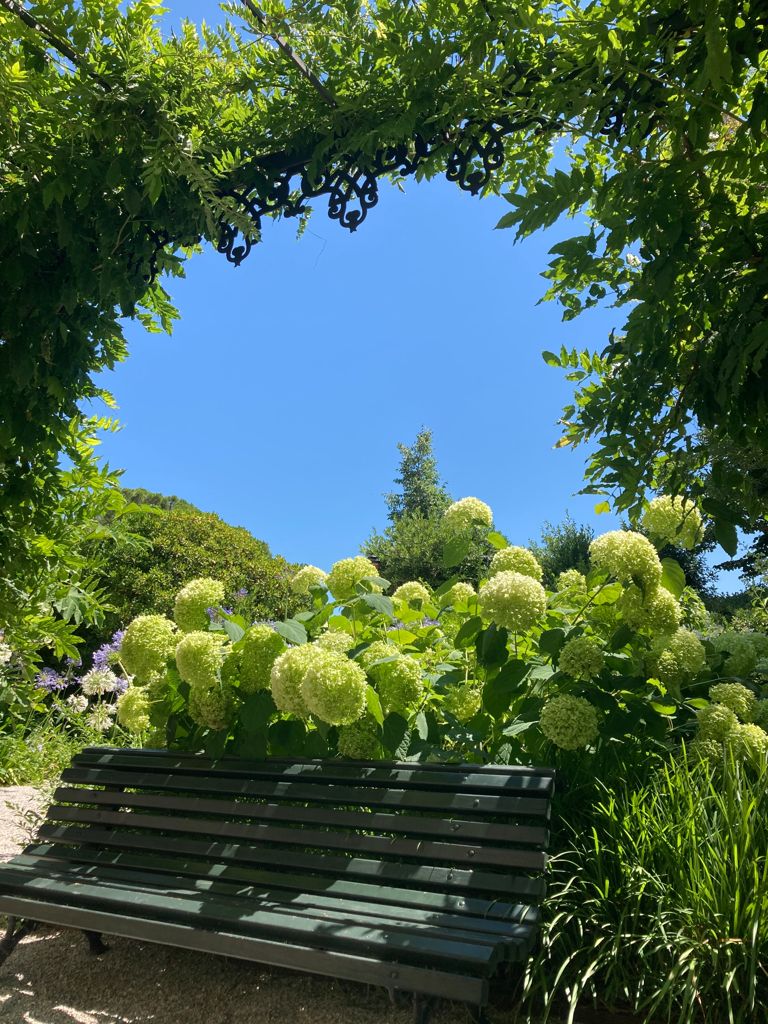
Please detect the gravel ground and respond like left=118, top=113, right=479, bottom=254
left=0, top=788, right=503, bottom=1024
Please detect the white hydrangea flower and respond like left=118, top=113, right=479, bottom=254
left=174, top=577, right=225, bottom=632
left=479, top=570, right=547, bottom=632
left=641, top=495, right=704, bottom=550
left=489, top=546, right=543, bottom=582
left=443, top=497, right=493, bottom=532
left=291, top=565, right=328, bottom=595
left=590, top=530, right=663, bottom=590
left=300, top=651, right=367, bottom=725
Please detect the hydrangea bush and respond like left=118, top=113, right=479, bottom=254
left=107, top=493, right=768, bottom=768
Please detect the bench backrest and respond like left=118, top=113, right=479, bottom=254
left=37, top=747, right=555, bottom=910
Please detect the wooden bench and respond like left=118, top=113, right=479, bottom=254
left=0, top=748, right=554, bottom=1023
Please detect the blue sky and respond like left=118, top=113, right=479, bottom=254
left=93, top=3, right=735, bottom=587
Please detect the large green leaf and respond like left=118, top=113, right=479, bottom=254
left=441, top=535, right=471, bottom=569
left=660, top=558, right=686, bottom=599
left=273, top=618, right=307, bottom=645
left=482, top=660, right=529, bottom=718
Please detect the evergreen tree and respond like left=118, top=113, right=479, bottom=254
left=384, top=429, right=450, bottom=522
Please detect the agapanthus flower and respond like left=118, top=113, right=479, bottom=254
left=92, top=629, right=125, bottom=671
left=540, top=695, right=600, bottom=750
left=641, top=495, right=704, bottom=550
left=120, top=615, right=177, bottom=680
left=489, top=546, right=543, bottom=582
left=34, top=668, right=66, bottom=692
left=291, top=565, right=328, bottom=595
left=175, top=631, right=227, bottom=690
left=558, top=636, right=605, bottom=681
left=648, top=628, right=706, bottom=685
left=439, top=581, right=476, bottom=607
left=270, top=645, right=319, bottom=717
left=367, top=654, right=423, bottom=714
left=235, top=587, right=249, bottom=598
left=479, top=570, right=547, bottom=632
left=300, top=651, right=367, bottom=725
left=80, top=668, right=122, bottom=697
left=442, top=683, right=482, bottom=723
left=116, top=686, right=151, bottom=733
left=392, top=581, right=431, bottom=606
left=337, top=716, right=384, bottom=760
left=590, top=530, right=663, bottom=590
left=726, top=723, right=768, bottom=763
left=188, top=683, right=235, bottom=732
left=619, top=585, right=681, bottom=633
left=709, top=682, right=756, bottom=722
left=237, top=625, right=286, bottom=694
left=174, top=578, right=226, bottom=632
left=86, top=702, right=116, bottom=733
left=314, top=631, right=355, bottom=654
left=326, top=557, right=381, bottom=602
left=697, top=703, right=738, bottom=742
left=557, top=569, right=587, bottom=593
left=443, top=497, right=493, bottom=533
left=66, top=693, right=89, bottom=714
left=712, top=631, right=758, bottom=678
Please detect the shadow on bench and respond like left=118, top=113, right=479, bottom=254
left=0, top=748, right=554, bottom=1024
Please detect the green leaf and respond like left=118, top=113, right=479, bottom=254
left=482, top=660, right=528, bottom=717
left=454, top=615, right=483, bottom=649
left=221, top=619, right=245, bottom=643
left=486, top=531, right=509, bottom=550
left=382, top=713, right=409, bottom=755
left=273, top=618, right=307, bottom=645
left=365, top=685, right=384, bottom=726
left=360, top=592, right=394, bottom=618
left=594, top=501, right=611, bottom=514
left=541, top=350, right=562, bottom=367
left=433, top=574, right=460, bottom=599
left=441, top=535, right=471, bottom=568
left=660, top=558, right=686, bottom=599
left=609, top=624, right=634, bottom=651
left=713, top=519, right=738, bottom=557
left=539, top=627, right=566, bottom=658
left=502, top=718, right=536, bottom=738
left=593, top=582, right=623, bottom=605
left=476, top=624, right=509, bottom=669
left=649, top=701, right=677, bottom=716
left=414, top=711, right=429, bottom=740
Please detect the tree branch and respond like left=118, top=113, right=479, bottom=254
left=0, top=0, right=111, bottom=89
left=239, top=0, right=336, bottom=107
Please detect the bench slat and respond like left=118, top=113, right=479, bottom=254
left=52, top=786, right=549, bottom=847
left=20, top=843, right=538, bottom=923
left=0, top=894, right=490, bottom=1003
left=59, top=767, right=551, bottom=818
left=46, top=805, right=547, bottom=870
left=37, top=823, right=547, bottom=898
left=72, top=750, right=554, bottom=796
left=0, top=865, right=506, bottom=971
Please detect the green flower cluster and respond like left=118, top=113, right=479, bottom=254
left=291, top=564, right=328, bottom=595
left=619, top=584, right=681, bottom=633
left=712, top=631, right=758, bottom=677
left=174, top=577, right=225, bottom=632
left=490, top=546, right=543, bottom=582
left=368, top=654, right=423, bottom=714
left=443, top=496, right=493, bottom=532
left=236, top=625, right=286, bottom=693
left=175, top=631, right=227, bottom=689
left=116, top=686, right=151, bottom=733
left=729, top=723, right=768, bottom=761
left=710, top=682, right=757, bottom=722
left=439, top=581, right=476, bottom=607
left=641, top=495, right=704, bottom=550
left=337, top=716, right=383, bottom=759
left=697, top=703, right=739, bottom=741
left=392, top=581, right=431, bottom=606
left=326, top=557, right=381, bottom=601
left=479, top=570, right=547, bottom=632
left=442, top=682, right=482, bottom=723
left=357, top=640, right=399, bottom=672
left=558, top=636, right=605, bottom=681
left=301, top=650, right=367, bottom=725
left=648, top=628, right=706, bottom=685
left=270, top=645, right=318, bottom=717
left=120, top=614, right=177, bottom=680
left=557, top=569, right=587, bottom=593
left=315, top=631, right=355, bottom=654
left=590, top=530, right=662, bottom=590
left=540, top=694, right=600, bottom=750
left=188, top=683, right=234, bottom=731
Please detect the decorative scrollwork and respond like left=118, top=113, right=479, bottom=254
left=146, top=113, right=560, bottom=279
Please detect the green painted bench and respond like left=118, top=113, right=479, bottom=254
left=0, top=748, right=554, bottom=1023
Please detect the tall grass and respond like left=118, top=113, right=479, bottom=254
left=522, top=752, right=768, bottom=1024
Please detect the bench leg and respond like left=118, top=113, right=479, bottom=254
left=413, top=994, right=435, bottom=1024
left=0, top=916, right=36, bottom=966
left=83, top=930, right=110, bottom=956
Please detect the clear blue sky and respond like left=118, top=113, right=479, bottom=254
left=93, top=3, right=735, bottom=588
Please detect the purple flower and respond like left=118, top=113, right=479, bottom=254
left=35, top=668, right=67, bottom=692
left=422, top=616, right=440, bottom=627
left=205, top=607, right=218, bottom=621
left=64, top=655, right=82, bottom=668
left=235, top=588, right=248, bottom=599
left=112, top=677, right=129, bottom=694
left=386, top=619, right=407, bottom=632
left=222, top=607, right=234, bottom=616
left=91, top=628, right=125, bottom=670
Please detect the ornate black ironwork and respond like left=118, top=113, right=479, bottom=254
left=143, top=111, right=558, bottom=278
